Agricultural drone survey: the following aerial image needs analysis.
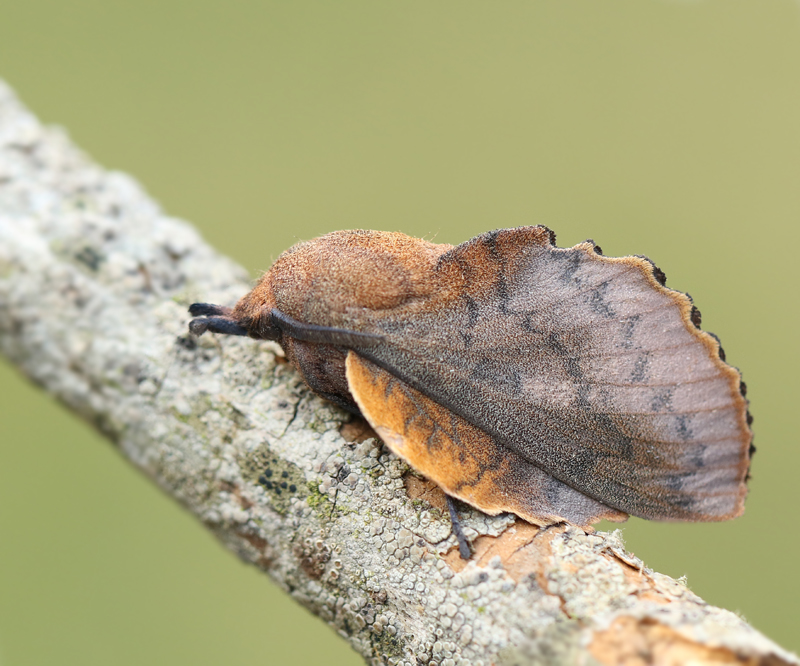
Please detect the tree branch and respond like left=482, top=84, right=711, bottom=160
left=0, top=79, right=795, bottom=666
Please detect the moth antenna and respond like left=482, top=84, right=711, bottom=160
left=189, top=316, right=249, bottom=337
left=446, top=495, right=472, bottom=560
left=189, top=303, right=234, bottom=317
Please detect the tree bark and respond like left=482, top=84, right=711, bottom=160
left=0, top=79, right=795, bottom=666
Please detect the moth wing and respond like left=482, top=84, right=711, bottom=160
left=353, top=227, right=752, bottom=521
left=345, top=352, right=627, bottom=526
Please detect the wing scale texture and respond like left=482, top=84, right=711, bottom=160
left=345, top=227, right=751, bottom=521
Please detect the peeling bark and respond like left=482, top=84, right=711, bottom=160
left=0, top=80, right=795, bottom=666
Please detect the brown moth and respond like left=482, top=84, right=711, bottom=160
left=188, top=227, right=753, bottom=553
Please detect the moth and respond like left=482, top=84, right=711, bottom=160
left=188, top=227, right=753, bottom=557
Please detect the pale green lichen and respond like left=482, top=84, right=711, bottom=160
left=306, top=480, right=332, bottom=514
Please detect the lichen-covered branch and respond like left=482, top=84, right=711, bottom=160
left=0, top=79, right=794, bottom=666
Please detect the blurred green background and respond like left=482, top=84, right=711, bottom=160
left=1, top=1, right=799, bottom=663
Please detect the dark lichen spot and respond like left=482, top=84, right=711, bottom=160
left=75, top=246, right=103, bottom=271
left=241, top=451, right=306, bottom=515
left=289, top=484, right=297, bottom=492
left=176, top=335, right=197, bottom=351
left=280, top=481, right=288, bottom=489
left=368, top=628, right=404, bottom=661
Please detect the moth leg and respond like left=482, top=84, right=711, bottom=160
left=446, top=495, right=472, bottom=560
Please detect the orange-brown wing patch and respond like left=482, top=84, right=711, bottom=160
left=345, top=352, right=627, bottom=527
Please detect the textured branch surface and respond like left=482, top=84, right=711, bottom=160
left=0, top=80, right=795, bottom=666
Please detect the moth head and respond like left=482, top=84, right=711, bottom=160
left=188, top=273, right=282, bottom=341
